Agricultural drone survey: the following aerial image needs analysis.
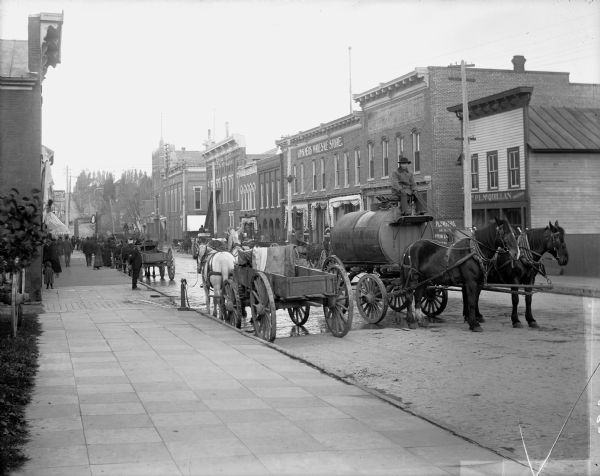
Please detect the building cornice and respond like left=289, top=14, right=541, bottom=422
left=0, top=75, right=38, bottom=90
left=353, top=68, right=428, bottom=108
left=447, top=86, right=533, bottom=120
left=277, top=112, right=363, bottom=149
left=203, top=134, right=245, bottom=162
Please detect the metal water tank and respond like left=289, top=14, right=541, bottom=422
left=331, top=208, right=433, bottom=265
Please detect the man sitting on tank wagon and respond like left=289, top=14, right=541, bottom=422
left=391, top=156, right=417, bottom=216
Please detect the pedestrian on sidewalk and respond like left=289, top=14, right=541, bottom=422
left=82, top=237, right=93, bottom=266
left=42, top=234, right=62, bottom=278
left=57, top=236, right=65, bottom=266
left=43, top=261, right=54, bottom=289
left=93, top=239, right=104, bottom=269
left=63, top=235, right=73, bottom=267
left=128, top=243, right=143, bottom=289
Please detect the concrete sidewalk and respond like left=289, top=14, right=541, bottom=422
left=11, top=252, right=535, bottom=476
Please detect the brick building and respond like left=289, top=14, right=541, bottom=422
left=354, top=55, right=600, bottom=230
left=238, top=159, right=258, bottom=240
left=0, top=12, right=63, bottom=300
left=256, top=152, right=284, bottom=242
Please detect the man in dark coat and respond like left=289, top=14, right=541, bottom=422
left=128, top=243, right=143, bottom=289
left=63, top=235, right=73, bottom=267
left=82, top=237, right=93, bottom=267
left=391, top=156, right=417, bottom=216
left=43, top=235, right=62, bottom=276
left=121, top=241, right=132, bottom=273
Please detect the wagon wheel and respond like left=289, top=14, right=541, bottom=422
left=288, top=306, right=310, bottom=326
left=322, top=255, right=345, bottom=272
left=420, top=287, right=448, bottom=317
left=250, top=271, right=277, bottom=342
left=388, top=285, right=409, bottom=312
left=167, top=248, right=175, bottom=280
left=159, top=265, right=165, bottom=279
left=222, top=279, right=242, bottom=329
left=323, top=264, right=353, bottom=337
left=355, top=274, right=388, bottom=324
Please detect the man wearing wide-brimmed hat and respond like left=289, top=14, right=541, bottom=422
left=391, top=156, right=417, bottom=215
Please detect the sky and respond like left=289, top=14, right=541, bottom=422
left=1, top=0, right=599, bottom=191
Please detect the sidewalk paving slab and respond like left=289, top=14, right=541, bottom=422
left=11, top=253, right=572, bottom=475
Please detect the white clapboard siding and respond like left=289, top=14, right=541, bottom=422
left=469, top=109, right=525, bottom=192
left=529, top=152, right=600, bottom=234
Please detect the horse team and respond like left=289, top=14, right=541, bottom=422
left=194, top=218, right=568, bottom=334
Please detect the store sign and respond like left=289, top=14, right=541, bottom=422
left=472, top=190, right=525, bottom=202
left=297, top=136, right=343, bottom=158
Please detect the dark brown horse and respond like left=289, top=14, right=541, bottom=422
left=402, top=218, right=519, bottom=332
left=483, top=221, right=568, bottom=328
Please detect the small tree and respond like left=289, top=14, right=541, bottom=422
left=0, top=189, right=46, bottom=273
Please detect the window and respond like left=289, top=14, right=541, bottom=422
left=354, top=148, right=361, bottom=185
left=382, top=138, right=389, bottom=177
left=229, top=176, right=233, bottom=202
left=487, top=151, right=499, bottom=190
left=312, top=160, right=317, bottom=191
left=412, top=131, right=421, bottom=173
left=276, top=179, right=280, bottom=204
left=396, top=136, right=404, bottom=167
left=260, top=183, right=264, bottom=209
left=368, top=142, right=374, bottom=179
left=300, top=164, right=305, bottom=193
left=293, top=165, right=298, bottom=194
left=508, top=147, right=520, bottom=188
left=321, top=158, right=325, bottom=190
left=334, top=154, right=340, bottom=188
left=194, top=186, right=202, bottom=209
left=471, top=154, right=479, bottom=191
left=343, top=152, right=350, bottom=187
left=271, top=179, right=276, bottom=208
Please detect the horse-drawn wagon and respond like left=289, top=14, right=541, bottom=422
left=221, top=245, right=353, bottom=342
left=138, top=240, right=175, bottom=280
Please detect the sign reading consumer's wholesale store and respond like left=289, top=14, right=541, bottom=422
left=297, top=137, right=343, bottom=158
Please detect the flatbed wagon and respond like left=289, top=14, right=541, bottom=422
left=222, top=246, right=353, bottom=342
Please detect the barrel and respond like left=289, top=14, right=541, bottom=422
left=331, top=208, right=433, bottom=265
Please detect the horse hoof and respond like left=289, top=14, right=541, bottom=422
left=470, top=325, right=483, bottom=332
left=512, top=322, right=523, bottom=328
left=528, top=321, right=539, bottom=328
left=476, top=316, right=485, bottom=323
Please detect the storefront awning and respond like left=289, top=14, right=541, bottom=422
left=43, top=211, right=69, bottom=235
left=329, top=195, right=361, bottom=208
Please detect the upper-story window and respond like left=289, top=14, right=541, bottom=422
left=293, top=165, right=298, bottom=194
left=471, top=154, right=479, bottom=191
left=382, top=138, right=389, bottom=177
left=260, top=182, right=264, bottom=209
left=320, top=157, right=325, bottom=190
left=368, top=142, right=374, bottom=179
left=343, top=152, right=349, bottom=187
left=271, top=179, right=276, bottom=208
left=354, top=148, right=361, bottom=185
left=194, top=186, right=202, bottom=210
left=276, top=179, right=280, bottom=204
left=334, top=154, right=340, bottom=188
left=487, top=151, right=499, bottom=190
left=300, top=163, right=305, bottom=193
left=412, top=131, right=421, bottom=173
left=396, top=135, right=404, bottom=168
left=229, top=176, right=233, bottom=202
left=507, top=147, right=520, bottom=188
left=312, top=160, right=317, bottom=191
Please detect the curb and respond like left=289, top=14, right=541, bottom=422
left=543, top=286, right=600, bottom=299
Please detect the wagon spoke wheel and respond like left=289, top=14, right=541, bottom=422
left=222, top=279, right=242, bottom=329
left=323, top=264, right=353, bottom=337
left=388, top=285, right=409, bottom=312
left=355, top=274, right=388, bottom=324
left=420, top=287, right=448, bottom=317
left=250, top=271, right=277, bottom=342
left=322, top=255, right=345, bottom=273
left=167, top=248, right=175, bottom=280
left=288, top=306, right=310, bottom=326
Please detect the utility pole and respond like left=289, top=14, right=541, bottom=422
left=65, top=165, right=70, bottom=230
left=286, top=140, right=293, bottom=242
left=450, top=61, right=475, bottom=230
left=461, top=60, right=472, bottom=230
left=212, top=162, right=217, bottom=236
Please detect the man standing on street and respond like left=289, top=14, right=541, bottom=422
left=63, top=235, right=73, bottom=267
left=128, top=242, right=143, bottom=289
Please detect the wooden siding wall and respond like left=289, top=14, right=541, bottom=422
left=469, top=108, right=525, bottom=192
left=529, top=152, right=600, bottom=234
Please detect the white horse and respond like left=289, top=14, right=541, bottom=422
left=195, top=243, right=236, bottom=318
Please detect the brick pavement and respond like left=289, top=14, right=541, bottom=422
left=10, top=252, right=533, bottom=475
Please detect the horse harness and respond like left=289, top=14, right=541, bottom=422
left=198, top=246, right=223, bottom=280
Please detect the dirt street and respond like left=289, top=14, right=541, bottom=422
left=275, top=290, right=598, bottom=474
